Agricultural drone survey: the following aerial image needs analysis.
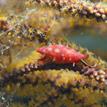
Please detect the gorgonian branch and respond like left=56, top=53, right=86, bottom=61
left=3, top=70, right=107, bottom=107
left=0, top=50, right=106, bottom=90
left=26, top=0, right=107, bottom=22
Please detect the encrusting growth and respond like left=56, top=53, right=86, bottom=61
left=26, top=0, right=107, bottom=22
left=6, top=70, right=106, bottom=107
left=0, top=44, right=107, bottom=88
left=37, top=44, right=107, bottom=83
left=0, top=0, right=107, bottom=106
left=0, top=44, right=107, bottom=106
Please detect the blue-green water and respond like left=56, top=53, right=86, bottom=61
left=67, top=28, right=107, bottom=60
left=69, top=34, right=107, bottom=51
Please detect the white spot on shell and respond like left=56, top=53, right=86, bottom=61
left=41, top=49, right=46, bottom=53
left=62, top=54, right=64, bottom=56
left=54, top=48, right=60, bottom=53
left=47, top=47, right=52, bottom=51
left=66, top=50, right=71, bottom=54
left=62, top=54, right=66, bottom=61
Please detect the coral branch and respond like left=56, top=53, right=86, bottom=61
left=26, top=0, right=107, bottom=22
left=5, top=70, right=107, bottom=107
left=0, top=49, right=107, bottom=91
